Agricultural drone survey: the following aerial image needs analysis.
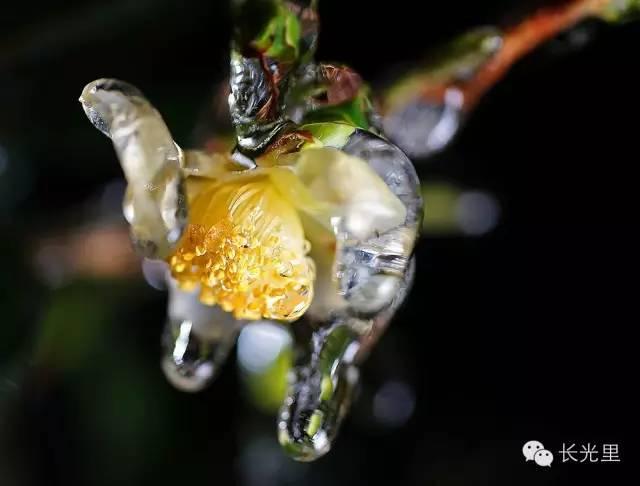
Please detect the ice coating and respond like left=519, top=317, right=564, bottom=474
left=278, top=259, right=416, bottom=461
left=337, top=130, right=422, bottom=317
left=80, top=79, right=187, bottom=259
left=278, top=322, right=360, bottom=461
left=229, top=53, right=288, bottom=152
left=381, top=27, right=502, bottom=159
left=162, top=280, right=243, bottom=392
left=261, top=126, right=421, bottom=460
left=229, top=0, right=319, bottom=153
left=380, top=2, right=640, bottom=160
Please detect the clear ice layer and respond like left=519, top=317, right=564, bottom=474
left=229, top=53, right=289, bottom=153
left=382, top=93, right=464, bottom=160
left=278, top=258, right=415, bottom=461
left=338, top=130, right=422, bottom=318
left=162, top=280, right=242, bottom=392
left=229, top=0, right=319, bottom=154
left=80, top=79, right=187, bottom=259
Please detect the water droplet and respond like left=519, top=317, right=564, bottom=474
left=161, top=319, right=217, bottom=393
left=161, top=284, right=241, bottom=392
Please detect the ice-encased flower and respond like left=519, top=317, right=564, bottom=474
left=169, top=144, right=407, bottom=322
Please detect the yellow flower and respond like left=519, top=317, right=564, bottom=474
left=169, top=173, right=315, bottom=322
left=168, top=145, right=407, bottom=323
left=78, top=80, right=409, bottom=324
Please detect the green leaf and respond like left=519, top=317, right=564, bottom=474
left=303, top=92, right=373, bottom=130
left=255, top=6, right=301, bottom=62
left=285, top=11, right=301, bottom=57
left=299, top=122, right=356, bottom=148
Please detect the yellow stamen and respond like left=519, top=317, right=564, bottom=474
left=168, top=176, right=314, bottom=321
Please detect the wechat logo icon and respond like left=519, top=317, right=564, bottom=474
left=523, top=440, right=554, bottom=467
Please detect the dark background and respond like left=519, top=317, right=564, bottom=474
left=0, top=1, right=636, bottom=485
